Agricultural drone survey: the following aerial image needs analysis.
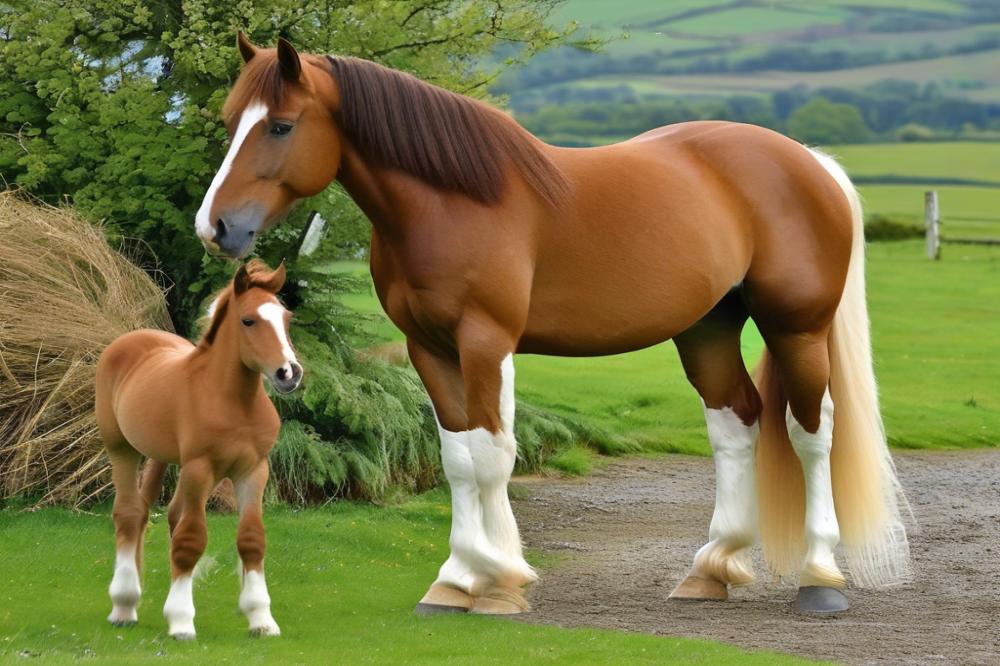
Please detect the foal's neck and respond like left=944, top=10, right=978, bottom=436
left=197, top=316, right=262, bottom=404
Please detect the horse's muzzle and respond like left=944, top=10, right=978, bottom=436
left=271, top=361, right=303, bottom=394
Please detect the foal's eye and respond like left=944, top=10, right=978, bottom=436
left=241, top=318, right=255, bottom=327
left=269, top=122, right=293, bottom=137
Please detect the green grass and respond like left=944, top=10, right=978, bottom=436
left=326, top=238, right=999, bottom=454
left=0, top=500, right=812, bottom=664
left=827, top=142, right=1000, bottom=182
left=856, top=185, right=1000, bottom=237
left=544, top=444, right=595, bottom=476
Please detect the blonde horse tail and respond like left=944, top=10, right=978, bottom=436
left=756, top=149, right=911, bottom=588
left=140, top=459, right=167, bottom=507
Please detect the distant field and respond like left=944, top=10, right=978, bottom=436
left=327, top=239, right=999, bottom=456
left=535, top=0, right=1000, bottom=103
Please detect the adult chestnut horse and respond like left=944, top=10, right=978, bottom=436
left=195, top=35, right=910, bottom=614
left=96, top=260, right=302, bottom=639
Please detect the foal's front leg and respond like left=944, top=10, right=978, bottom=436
left=163, top=459, right=214, bottom=640
left=235, top=461, right=280, bottom=637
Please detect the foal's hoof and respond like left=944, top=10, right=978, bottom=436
left=414, top=583, right=474, bottom=616
left=109, top=619, right=137, bottom=628
left=796, top=586, right=849, bottom=614
left=469, top=585, right=530, bottom=615
left=669, top=575, right=728, bottom=601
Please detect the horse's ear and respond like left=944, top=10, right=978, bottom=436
left=237, top=32, right=258, bottom=64
left=261, top=259, right=286, bottom=293
left=234, top=264, right=251, bottom=295
left=276, top=37, right=301, bottom=81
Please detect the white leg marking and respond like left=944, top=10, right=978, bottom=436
left=163, top=575, right=196, bottom=639
left=787, top=388, right=845, bottom=586
left=257, top=301, right=297, bottom=374
left=499, top=354, right=515, bottom=433
left=434, top=354, right=533, bottom=594
left=108, top=546, right=141, bottom=624
left=195, top=102, right=269, bottom=242
left=692, top=404, right=760, bottom=583
left=240, top=570, right=280, bottom=636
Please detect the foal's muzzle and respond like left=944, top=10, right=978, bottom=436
left=271, top=361, right=303, bottom=394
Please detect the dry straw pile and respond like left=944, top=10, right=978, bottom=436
left=0, top=191, right=171, bottom=506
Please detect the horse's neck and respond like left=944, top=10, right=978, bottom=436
left=337, top=143, right=441, bottom=239
left=196, top=317, right=262, bottom=404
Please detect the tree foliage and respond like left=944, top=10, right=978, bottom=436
left=0, top=0, right=610, bottom=503
left=787, top=97, right=872, bottom=145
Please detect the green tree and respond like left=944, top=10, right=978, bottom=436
left=1, top=0, right=613, bottom=503
left=787, top=97, right=872, bottom=145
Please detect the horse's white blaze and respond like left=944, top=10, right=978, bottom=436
left=195, top=102, right=269, bottom=243
left=108, top=546, right=141, bottom=623
left=257, top=301, right=295, bottom=372
left=239, top=570, right=280, bottom=635
left=163, top=574, right=196, bottom=638
left=703, top=404, right=759, bottom=546
left=432, top=357, right=533, bottom=596
left=787, top=388, right=844, bottom=584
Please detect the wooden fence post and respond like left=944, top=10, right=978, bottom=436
left=298, top=211, right=327, bottom=257
left=925, top=190, right=940, bottom=260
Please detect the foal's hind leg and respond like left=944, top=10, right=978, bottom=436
left=163, top=458, right=215, bottom=639
left=765, top=329, right=849, bottom=613
left=235, top=461, right=280, bottom=637
left=669, top=303, right=763, bottom=601
left=106, top=445, right=150, bottom=626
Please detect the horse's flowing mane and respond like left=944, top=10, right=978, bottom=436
left=327, top=56, right=568, bottom=207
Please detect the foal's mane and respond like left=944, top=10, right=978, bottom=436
left=224, top=53, right=568, bottom=207
left=198, top=260, right=282, bottom=348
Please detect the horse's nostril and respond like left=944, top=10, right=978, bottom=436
left=215, top=219, right=227, bottom=238
left=276, top=367, right=288, bottom=381
left=248, top=230, right=255, bottom=237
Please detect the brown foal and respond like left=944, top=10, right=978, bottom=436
left=193, top=35, right=910, bottom=616
left=96, top=260, right=301, bottom=639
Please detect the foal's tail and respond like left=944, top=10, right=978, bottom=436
left=755, top=150, right=911, bottom=588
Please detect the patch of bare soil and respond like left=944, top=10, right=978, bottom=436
left=511, top=451, right=1000, bottom=665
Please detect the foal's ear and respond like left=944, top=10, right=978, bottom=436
left=237, top=32, right=258, bottom=64
left=276, top=37, right=301, bottom=81
left=260, top=260, right=286, bottom=293
left=234, top=264, right=251, bottom=295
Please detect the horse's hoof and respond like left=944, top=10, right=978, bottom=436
left=669, top=575, right=728, bottom=601
left=469, top=585, right=530, bottom=615
left=796, top=586, right=849, bottom=614
left=170, top=632, right=196, bottom=641
left=109, top=619, right=137, bottom=628
left=414, top=583, right=473, bottom=615
left=249, top=623, right=281, bottom=638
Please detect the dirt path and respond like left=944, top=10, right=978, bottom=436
left=511, top=451, right=1000, bottom=665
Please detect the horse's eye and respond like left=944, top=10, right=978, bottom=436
left=269, top=123, right=293, bottom=137
left=241, top=318, right=255, bottom=327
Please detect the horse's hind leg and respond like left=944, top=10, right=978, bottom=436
left=106, top=444, right=150, bottom=626
left=669, top=295, right=763, bottom=601
left=235, top=461, right=280, bottom=637
left=764, top=328, right=849, bottom=613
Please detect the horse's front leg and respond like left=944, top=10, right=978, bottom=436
left=235, top=460, right=280, bottom=637
left=409, top=334, right=535, bottom=616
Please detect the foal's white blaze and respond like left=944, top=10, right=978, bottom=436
left=108, top=546, right=141, bottom=624
left=787, top=388, right=845, bottom=586
left=257, top=301, right=296, bottom=375
left=195, top=102, right=269, bottom=243
left=163, top=574, right=196, bottom=638
left=239, top=570, right=280, bottom=635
